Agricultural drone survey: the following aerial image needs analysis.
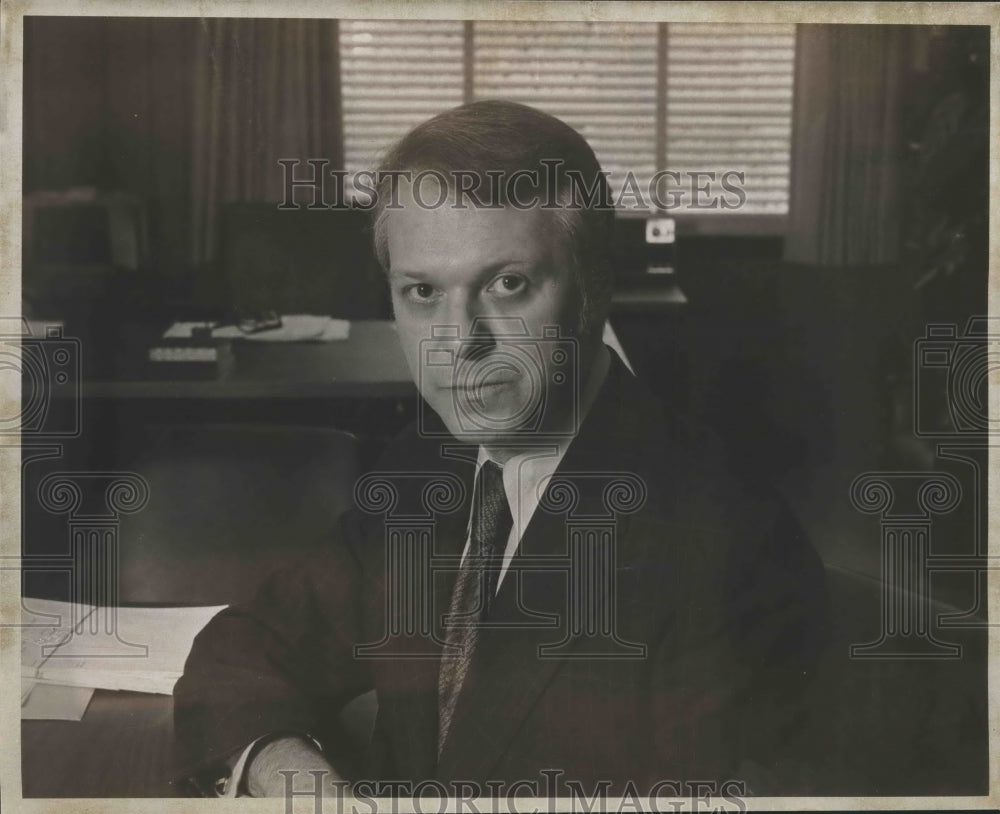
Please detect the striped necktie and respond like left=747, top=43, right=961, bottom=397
left=437, top=460, right=512, bottom=753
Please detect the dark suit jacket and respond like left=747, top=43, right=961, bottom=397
left=174, top=353, right=830, bottom=796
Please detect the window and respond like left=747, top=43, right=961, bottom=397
left=664, top=24, right=794, bottom=215
left=339, top=20, right=465, bottom=174
left=339, top=20, right=796, bottom=218
left=473, top=21, right=658, bottom=202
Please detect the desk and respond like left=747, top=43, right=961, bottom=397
left=611, top=281, right=688, bottom=311
left=65, top=318, right=640, bottom=401
left=49, top=318, right=634, bottom=466
left=72, top=320, right=415, bottom=400
left=22, top=688, right=376, bottom=797
left=22, top=691, right=179, bottom=797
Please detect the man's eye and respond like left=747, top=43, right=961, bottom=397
left=487, top=274, right=527, bottom=297
left=404, top=283, right=439, bottom=303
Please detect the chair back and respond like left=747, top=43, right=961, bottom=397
left=113, top=423, right=360, bottom=606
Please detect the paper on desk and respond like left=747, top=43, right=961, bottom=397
left=22, top=601, right=227, bottom=695
left=21, top=682, right=95, bottom=720
left=21, top=598, right=95, bottom=710
left=244, top=315, right=350, bottom=342
left=162, top=321, right=212, bottom=339
left=21, top=597, right=94, bottom=671
left=164, top=315, right=350, bottom=342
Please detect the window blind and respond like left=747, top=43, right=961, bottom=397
left=339, top=20, right=465, bottom=177
left=473, top=21, right=659, bottom=201
left=664, top=23, right=795, bottom=214
left=338, top=20, right=796, bottom=216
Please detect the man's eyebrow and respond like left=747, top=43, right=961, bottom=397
left=388, top=268, right=432, bottom=282
left=389, top=260, right=533, bottom=283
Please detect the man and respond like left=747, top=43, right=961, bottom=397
left=174, top=101, right=829, bottom=799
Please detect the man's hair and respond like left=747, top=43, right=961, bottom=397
left=371, top=100, right=615, bottom=334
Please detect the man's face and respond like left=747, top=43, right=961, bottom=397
left=386, top=188, right=587, bottom=446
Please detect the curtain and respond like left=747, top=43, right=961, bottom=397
left=23, top=17, right=201, bottom=277
left=785, top=25, right=910, bottom=265
left=190, top=18, right=343, bottom=264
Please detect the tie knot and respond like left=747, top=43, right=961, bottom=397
left=471, top=460, right=511, bottom=560
left=480, top=459, right=505, bottom=496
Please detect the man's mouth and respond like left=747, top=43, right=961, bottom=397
left=446, top=378, right=517, bottom=393
left=443, top=369, right=522, bottom=391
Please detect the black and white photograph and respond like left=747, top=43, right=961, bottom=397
left=1, top=1, right=995, bottom=810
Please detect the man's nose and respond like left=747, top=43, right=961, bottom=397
left=438, top=299, right=500, bottom=361
left=455, top=317, right=498, bottom=361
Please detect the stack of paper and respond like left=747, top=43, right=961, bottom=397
left=21, top=598, right=91, bottom=702
left=21, top=599, right=226, bottom=699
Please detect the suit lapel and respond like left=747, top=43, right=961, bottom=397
left=437, top=355, right=645, bottom=780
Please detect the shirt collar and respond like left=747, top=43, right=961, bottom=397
left=476, top=342, right=612, bottom=516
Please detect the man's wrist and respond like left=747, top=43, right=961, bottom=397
left=244, top=734, right=335, bottom=797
